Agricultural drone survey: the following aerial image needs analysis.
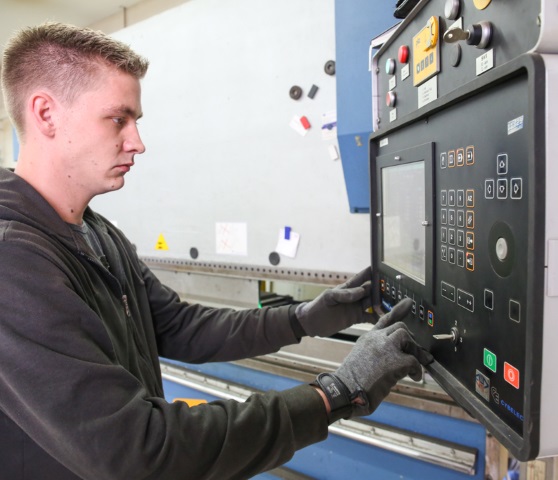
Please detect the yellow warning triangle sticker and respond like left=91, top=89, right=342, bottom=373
left=155, top=233, right=169, bottom=250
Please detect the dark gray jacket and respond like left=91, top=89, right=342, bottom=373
left=0, top=168, right=327, bottom=480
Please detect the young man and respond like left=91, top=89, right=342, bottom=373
left=0, top=23, right=432, bottom=479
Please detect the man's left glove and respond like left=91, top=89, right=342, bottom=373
left=295, top=267, right=373, bottom=337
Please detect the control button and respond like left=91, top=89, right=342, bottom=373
left=448, top=209, right=456, bottom=226
left=419, top=305, right=425, bottom=320
left=427, top=310, right=434, bottom=327
left=495, top=237, right=508, bottom=261
left=450, top=44, right=462, bottom=67
left=386, top=91, right=397, bottom=107
left=440, top=152, right=447, bottom=169
left=466, top=211, right=475, bottom=229
left=497, top=178, right=508, bottom=199
left=441, top=281, right=456, bottom=302
left=497, top=153, right=508, bottom=175
left=441, top=245, right=448, bottom=261
left=466, top=252, right=475, bottom=271
left=448, top=150, right=455, bottom=168
left=441, top=227, right=448, bottom=243
left=457, top=249, right=465, bottom=267
left=448, top=247, right=456, bottom=264
left=448, top=228, right=456, bottom=245
left=412, top=300, right=417, bottom=314
left=466, top=232, right=474, bottom=250
left=398, top=45, right=410, bottom=64
left=457, top=148, right=465, bottom=167
left=444, top=0, right=460, bottom=20
left=457, top=190, right=465, bottom=207
left=386, top=281, right=390, bottom=293
left=484, top=289, right=494, bottom=310
left=441, top=209, right=447, bottom=224
left=485, top=179, right=495, bottom=199
left=510, top=178, right=523, bottom=199
left=448, top=189, right=456, bottom=206
left=397, top=290, right=402, bottom=301
left=484, top=348, right=497, bottom=373
left=457, top=230, right=465, bottom=248
left=380, top=279, right=386, bottom=292
left=504, top=362, right=520, bottom=389
left=466, top=189, right=475, bottom=208
left=440, top=189, right=448, bottom=206
left=457, top=210, right=465, bottom=228
left=457, top=289, right=474, bottom=312
left=391, top=286, right=396, bottom=299
left=385, top=58, right=396, bottom=75
left=466, top=146, right=475, bottom=165
left=509, top=300, right=521, bottom=323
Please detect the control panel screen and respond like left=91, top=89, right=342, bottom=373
left=381, top=161, right=426, bottom=284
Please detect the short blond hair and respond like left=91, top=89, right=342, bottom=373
left=1, top=22, right=149, bottom=138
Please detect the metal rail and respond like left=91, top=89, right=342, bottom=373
left=161, top=362, right=477, bottom=475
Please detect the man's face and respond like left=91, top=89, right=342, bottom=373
left=54, top=65, right=145, bottom=199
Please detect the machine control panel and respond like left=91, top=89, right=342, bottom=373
left=370, top=0, right=556, bottom=461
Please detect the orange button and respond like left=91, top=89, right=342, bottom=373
left=504, top=362, right=520, bottom=389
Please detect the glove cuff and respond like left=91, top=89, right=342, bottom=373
left=311, top=373, right=353, bottom=424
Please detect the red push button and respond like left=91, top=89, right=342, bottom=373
left=504, top=362, right=520, bottom=389
left=398, top=45, right=410, bottom=64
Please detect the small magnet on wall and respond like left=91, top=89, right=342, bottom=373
left=300, top=116, right=311, bottom=130
left=284, top=226, right=291, bottom=240
left=190, top=247, right=199, bottom=259
left=269, top=251, right=281, bottom=266
left=289, top=85, right=303, bottom=100
left=308, top=84, right=319, bottom=99
left=324, top=60, right=336, bottom=76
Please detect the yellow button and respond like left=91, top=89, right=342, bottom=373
left=473, top=0, right=492, bottom=10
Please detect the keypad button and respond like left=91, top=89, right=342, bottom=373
left=448, top=190, right=456, bottom=206
left=509, top=300, right=521, bottom=323
left=441, top=281, right=456, bottom=302
left=449, top=247, right=456, bottom=264
left=466, top=146, right=474, bottom=165
left=466, top=232, right=474, bottom=250
left=441, top=245, right=448, bottom=261
left=485, top=179, right=495, bottom=199
left=448, top=150, right=456, bottom=168
left=466, top=189, right=474, bottom=208
left=497, top=179, right=508, bottom=199
left=457, top=210, right=465, bottom=228
left=457, top=250, right=465, bottom=267
left=457, top=230, right=465, bottom=248
left=448, top=228, right=456, bottom=245
left=440, top=189, right=448, bottom=206
left=466, top=211, right=475, bottom=229
left=484, top=289, right=494, bottom=310
left=457, top=288, right=474, bottom=312
left=457, top=148, right=465, bottom=167
left=440, top=152, right=447, bottom=169
left=466, top=252, right=475, bottom=271
left=457, top=190, right=465, bottom=207
left=441, top=209, right=447, bottom=225
left=484, top=348, right=497, bottom=372
left=441, top=227, right=447, bottom=243
left=448, top=209, right=456, bottom=226
left=497, top=153, right=508, bottom=175
left=504, top=362, right=520, bottom=389
left=510, top=178, right=522, bottom=199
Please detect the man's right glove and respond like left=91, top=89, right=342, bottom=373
left=312, top=298, right=433, bottom=423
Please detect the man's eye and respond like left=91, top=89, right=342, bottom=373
left=112, top=117, right=125, bottom=126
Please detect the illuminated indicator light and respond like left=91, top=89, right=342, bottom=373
left=398, top=45, right=409, bottom=64
left=483, top=348, right=497, bottom=372
left=427, top=310, right=434, bottom=327
left=504, top=362, right=520, bottom=389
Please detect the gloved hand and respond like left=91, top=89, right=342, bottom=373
left=312, top=298, right=433, bottom=422
left=295, top=267, right=373, bottom=337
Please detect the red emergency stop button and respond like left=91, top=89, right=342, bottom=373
left=398, top=45, right=410, bottom=64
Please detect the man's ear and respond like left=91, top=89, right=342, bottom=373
left=29, top=92, right=56, bottom=137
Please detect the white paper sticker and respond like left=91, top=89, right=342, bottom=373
left=276, top=227, right=300, bottom=258
left=476, top=49, right=494, bottom=76
left=380, top=138, right=389, bottom=148
left=418, top=76, right=438, bottom=109
left=389, top=108, right=397, bottom=122
left=216, top=222, right=248, bottom=256
left=401, top=64, right=410, bottom=81
left=389, top=76, right=396, bottom=91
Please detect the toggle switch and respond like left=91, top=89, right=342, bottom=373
left=433, top=327, right=460, bottom=345
left=443, top=21, right=493, bottom=49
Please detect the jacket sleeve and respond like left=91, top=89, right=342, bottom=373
left=139, top=261, right=303, bottom=363
left=0, top=234, right=329, bottom=480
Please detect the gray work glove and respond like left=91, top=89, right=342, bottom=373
left=295, top=267, right=373, bottom=337
left=312, top=298, right=433, bottom=422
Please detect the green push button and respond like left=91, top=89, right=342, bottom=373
left=484, top=348, right=497, bottom=373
